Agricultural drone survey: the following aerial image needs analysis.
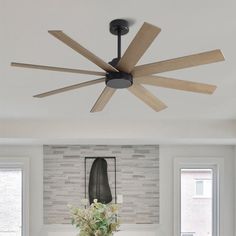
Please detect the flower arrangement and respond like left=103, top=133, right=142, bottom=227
left=69, top=199, right=120, bottom=236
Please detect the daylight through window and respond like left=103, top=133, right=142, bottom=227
left=181, top=169, right=213, bottom=236
left=0, top=169, right=22, bottom=236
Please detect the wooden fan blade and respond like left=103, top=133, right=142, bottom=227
left=48, top=30, right=118, bottom=72
left=135, top=75, right=217, bottom=94
left=132, top=49, right=225, bottom=77
left=128, top=83, right=167, bottom=112
left=11, top=62, right=106, bottom=76
left=90, top=87, right=116, bottom=112
left=117, top=22, right=161, bottom=73
left=34, top=78, right=105, bottom=98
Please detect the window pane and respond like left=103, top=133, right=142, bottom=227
left=196, top=181, right=204, bottom=195
left=181, top=169, right=213, bottom=236
left=0, top=169, right=22, bottom=236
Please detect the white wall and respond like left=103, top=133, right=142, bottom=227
left=0, top=145, right=234, bottom=236
left=0, top=145, right=44, bottom=236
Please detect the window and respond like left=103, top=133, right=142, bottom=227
left=195, top=180, right=204, bottom=195
left=0, top=158, right=29, bottom=236
left=195, top=178, right=212, bottom=198
left=181, top=169, right=213, bottom=236
left=174, top=158, right=220, bottom=236
left=0, top=169, right=22, bottom=236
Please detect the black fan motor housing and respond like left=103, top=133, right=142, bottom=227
left=106, top=71, right=133, bottom=89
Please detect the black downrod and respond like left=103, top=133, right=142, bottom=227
left=107, top=19, right=133, bottom=88
left=109, top=19, right=129, bottom=62
left=117, top=27, right=121, bottom=59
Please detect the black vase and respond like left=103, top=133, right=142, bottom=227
left=88, top=158, right=112, bottom=204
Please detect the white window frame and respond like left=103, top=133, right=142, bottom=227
left=174, top=157, right=223, bottom=236
left=0, top=157, right=30, bottom=236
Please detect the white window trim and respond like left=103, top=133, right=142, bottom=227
left=0, top=157, right=30, bottom=236
left=173, top=157, right=223, bottom=236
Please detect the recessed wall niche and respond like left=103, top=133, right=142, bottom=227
left=43, top=145, right=159, bottom=224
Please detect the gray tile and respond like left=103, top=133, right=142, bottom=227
left=43, top=145, right=159, bottom=224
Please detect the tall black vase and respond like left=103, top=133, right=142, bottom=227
left=88, top=158, right=112, bottom=204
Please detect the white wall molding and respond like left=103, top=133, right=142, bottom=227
left=1, top=119, right=236, bottom=145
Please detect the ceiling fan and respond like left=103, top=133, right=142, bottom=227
left=11, top=19, right=225, bottom=112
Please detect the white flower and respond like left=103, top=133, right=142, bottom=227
left=93, top=199, right=98, bottom=203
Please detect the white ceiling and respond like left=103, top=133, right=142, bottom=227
left=1, top=0, right=236, bottom=143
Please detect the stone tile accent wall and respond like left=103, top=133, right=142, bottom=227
left=44, top=145, right=159, bottom=224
